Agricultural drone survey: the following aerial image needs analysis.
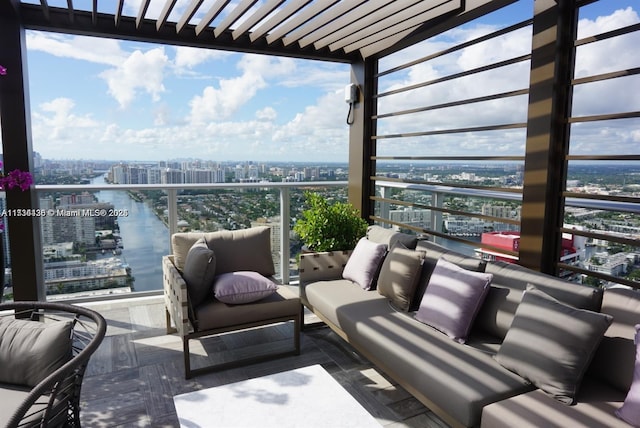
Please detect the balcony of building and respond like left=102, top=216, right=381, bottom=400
left=0, top=1, right=639, bottom=427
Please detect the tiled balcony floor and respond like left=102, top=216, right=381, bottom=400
left=78, top=294, right=449, bottom=428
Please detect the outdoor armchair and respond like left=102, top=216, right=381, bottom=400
left=0, top=301, right=107, bottom=428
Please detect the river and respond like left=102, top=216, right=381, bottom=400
left=91, top=175, right=169, bottom=292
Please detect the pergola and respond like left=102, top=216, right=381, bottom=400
left=0, top=0, right=600, bottom=300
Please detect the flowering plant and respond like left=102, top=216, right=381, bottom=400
left=0, top=162, right=33, bottom=232
left=0, top=66, right=33, bottom=191
left=0, top=162, right=33, bottom=191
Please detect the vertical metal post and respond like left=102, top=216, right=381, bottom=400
left=519, top=0, right=577, bottom=273
left=166, top=189, right=177, bottom=252
left=348, top=58, right=378, bottom=221
left=432, top=191, right=444, bottom=240
left=379, top=185, right=390, bottom=226
left=0, top=1, right=44, bottom=301
left=279, top=187, right=290, bottom=284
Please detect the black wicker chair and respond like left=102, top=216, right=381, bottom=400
left=0, top=301, right=106, bottom=428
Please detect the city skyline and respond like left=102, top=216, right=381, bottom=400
left=10, top=1, right=638, bottom=163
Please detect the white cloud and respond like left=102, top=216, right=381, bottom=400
left=187, top=54, right=296, bottom=123
left=26, top=31, right=126, bottom=66
left=256, top=107, right=277, bottom=121
left=99, top=48, right=169, bottom=108
left=174, top=46, right=232, bottom=70
left=32, top=98, right=102, bottom=153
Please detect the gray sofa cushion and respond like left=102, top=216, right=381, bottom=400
left=481, top=378, right=627, bottom=428
left=477, top=260, right=604, bottom=340
left=495, top=286, right=613, bottom=405
left=589, top=287, right=640, bottom=392
left=377, top=242, right=425, bottom=311
left=337, top=301, right=533, bottom=427
left=366, top=225, right=418, bottom=249
left=616, top=324, right=640, bottom=426
left=182, top=237, right=216, bottom=308
left=303, top=280, right=533, bottom=428
left=172, top=226, right=275, bottom=276
left=0, top=318, right=72, bottom=387
left=303, top=280, right=387, bottom=331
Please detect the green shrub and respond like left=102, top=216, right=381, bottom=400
left=294, top=191, right=368, bottom=252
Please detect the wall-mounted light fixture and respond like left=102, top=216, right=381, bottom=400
left=345, top=83, right=359, bottom=125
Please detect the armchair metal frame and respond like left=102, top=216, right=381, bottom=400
left=0, top=301, right=107, bottom=428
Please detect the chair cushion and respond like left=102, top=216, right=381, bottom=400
left=213, top=271, right=278, bottom=305
left=0, top=317, right=72, bottom=387
left=172, top=226, right=275, bottom=276
left=182, top=238, right=216, bottom=308
left=0, top=383, right=32, bottom=427
left=495, top=286, right=613, bottom=405
left=415, top=257, right=493, bottom=343
left=196, top=287, right=300, bottom=331
left=377, top=242, right=425, bottom=311
left=342, top=237, right=387, bottom=290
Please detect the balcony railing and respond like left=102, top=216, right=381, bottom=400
left=31, top=181, right=349, bottom=298
left=2, top=178, right=635, bottom=303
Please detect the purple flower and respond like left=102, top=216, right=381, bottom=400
left=0, top=65, right=6, bottom=76
left=1, top=169, right=33, bottom=191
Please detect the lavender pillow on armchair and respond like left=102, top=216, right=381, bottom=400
left=213, top=271, right=278, bottom=304
left=342, top=237, right=387, bottom=290
left=617, top=324, right=640, bottom=426
left=415, top=257, right=493, bottom=343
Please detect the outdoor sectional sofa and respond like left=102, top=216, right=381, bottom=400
left=299, top=226, right=640, bottom=427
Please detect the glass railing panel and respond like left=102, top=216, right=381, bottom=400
left=26, top=181, right=348, bottom=302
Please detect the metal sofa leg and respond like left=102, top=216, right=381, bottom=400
left=183, top=337, right=192, bottom=380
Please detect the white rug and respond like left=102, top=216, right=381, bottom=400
left=173, top=364, right=382, bottom=428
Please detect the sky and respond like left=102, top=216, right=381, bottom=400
left=11, top=0, right=640, bottom=163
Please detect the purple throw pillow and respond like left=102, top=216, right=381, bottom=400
left=415, top=258, right=493, bottom=343
left=342, top=237, right=387, bottom=290
left=617, top=324, right=640, bottom=426
left=213, top=271, right=278, bottom=304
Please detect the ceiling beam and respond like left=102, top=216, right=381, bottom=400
left=18, top=4, right=358, bottom=63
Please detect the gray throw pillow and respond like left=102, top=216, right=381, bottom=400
left=0, top=317, right=72, bottom=387
left=495, top=285, right=613, bottom=405
left=377, top=242, right=425, bottom=311
left=182, top=237, right=216, bottom=308
left=366, top=225, right=418, bottom=249
left=342, top=237, right=387, bottom=290
left=415, top=258, right=493, bottom=343
left=213, top=271, right=278, bottom=304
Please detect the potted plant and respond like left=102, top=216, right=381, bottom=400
left=294, top=191, right=368, bottom=252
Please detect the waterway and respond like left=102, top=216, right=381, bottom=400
left=91, top=175, right=169, bottom=292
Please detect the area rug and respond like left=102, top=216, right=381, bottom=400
left=173, top=364, right=382, bottom=428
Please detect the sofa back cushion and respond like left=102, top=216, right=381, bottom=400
left=171, top=226, right=275, bottom=276
left=367, top=225, right=418, bottom=249
left=495, top=286, right=612, bottom=405
left=476, top=261, right=603, bottom=340
left=412, top=240, right=486, bottom=311
left=377, top=241, right=425, bottom=311
left=588, top=287, right=640, bottom=392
